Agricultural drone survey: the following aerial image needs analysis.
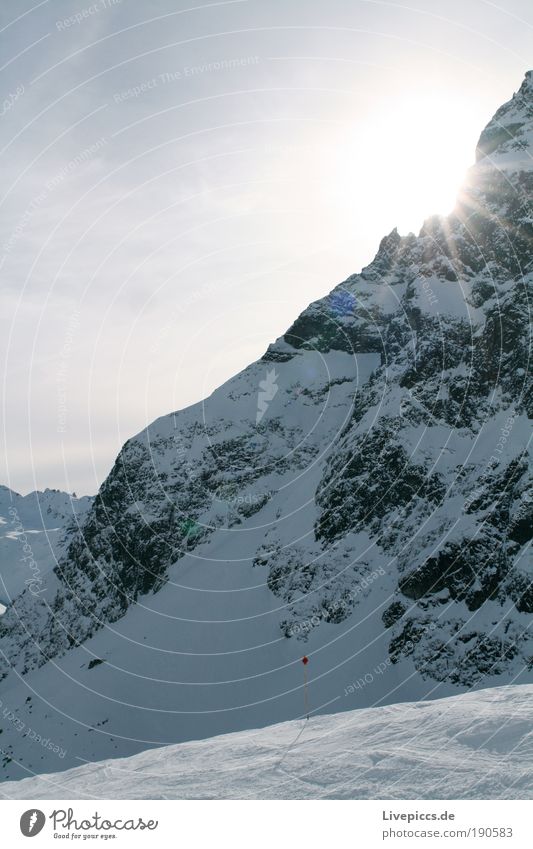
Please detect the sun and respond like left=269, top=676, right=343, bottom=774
left=325, top=88, right=477, bottom=237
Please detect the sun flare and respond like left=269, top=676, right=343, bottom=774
left=327, top=90, right=477, bottom=236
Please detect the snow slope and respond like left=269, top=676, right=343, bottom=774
left=1, top=685, right=531, bottom=800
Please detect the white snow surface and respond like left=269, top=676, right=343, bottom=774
left=1, top=684, right=531, bottom=800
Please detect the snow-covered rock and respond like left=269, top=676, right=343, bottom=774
left=1, top=685, right=531, bottom=799
left=0, top=72, right=530, bottom=784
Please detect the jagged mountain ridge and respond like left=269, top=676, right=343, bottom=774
left=0, top=73, right=530, bottom=781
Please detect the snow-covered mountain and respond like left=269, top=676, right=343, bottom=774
left=1, top=685, right=531, bottom=799
left=0, top=72, right=530, bottom=784
left=0, top=487, right=92, bottom=612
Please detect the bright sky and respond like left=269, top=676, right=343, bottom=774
left=1, top=0, right=531, bottom=495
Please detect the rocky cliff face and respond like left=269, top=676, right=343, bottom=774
left=0, top=73, right=531, bottom=780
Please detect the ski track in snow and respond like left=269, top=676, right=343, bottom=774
left=1, top=685, right=532, bottom=800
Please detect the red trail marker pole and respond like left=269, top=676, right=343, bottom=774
left=302, top=656, right=309, bottom=719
